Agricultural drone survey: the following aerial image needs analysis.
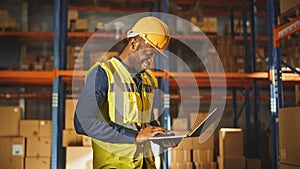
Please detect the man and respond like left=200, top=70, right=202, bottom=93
left=74, top=16, right=178, bottom=169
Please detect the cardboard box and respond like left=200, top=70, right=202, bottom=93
left=0, top=106, right=22, bottom=136
left=0, top=137, right=25, bottom=157
left=20, top=120, right=39, bottom=137
left=20, top=120, right=52, bottom=137
left=206, top=17, right=217, bottom=33
left=171, top=149, right=191, bottom=162
left=0, top=10, right=10, bottom=19
left=279, top=106, right=300, bottom=166
left=193, top=135, right=214, bottom=149
left=217, top=156, right=246, bottom=169
left=173, top=133, right=193, bottom=150
left=0, top=156, right=24, bottom=169
left=66, top=146, right=93, bottom=169
left=0, top=137, right=25, bottom=169
left=194, top=162, right=217, bottom=169
left=75, top=19, right=88, bottom=30
left=280, top=0, right=299, bottom=14
left=172, top=118, right=188, bottom=131
left=65, top=99, right=78, bottom=130
left=63, top=129, right=83, bottom=147
left=25, top=157, right=50, bottom=169
left=26, top=137, right=51, bottom=157
left=246, top=158, right=261, bottom=169
left=193, top=149, right=214, bottom=163
left=39, top=120, right=52, bottom=137
left=171, top=162, right=193, bottom=169
left=219, top=128, right=243, bottom=157
left=68, top=10, right=78, bottom=20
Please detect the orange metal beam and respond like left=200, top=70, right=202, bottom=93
left=0, top=70, right=299, bottom=86
left=0, top=31, right=54, bottom=36
left=234, top=35, right=268, bottom=41
left=69, top=6, right=149, bottom=12
left=0, top=71, right=54, bottom=86
left=0, top=93, right=52, bottom=99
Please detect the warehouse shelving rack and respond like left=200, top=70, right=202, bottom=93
left=268, top=0, right=300, bottom=168
left=227, top=1, right=300, bottom=168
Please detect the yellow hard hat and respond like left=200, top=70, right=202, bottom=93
left=127, top=16, right=170, bottom=53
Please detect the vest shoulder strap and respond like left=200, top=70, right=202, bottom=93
left=144, top=69, right=158, bottom=88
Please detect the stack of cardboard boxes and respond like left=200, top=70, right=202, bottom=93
left=0, top=10, right=17, bottom=31
left=67, top=46, right=84, bottom=70
left=63, top=99, right=93, bottom=169
left=190, top=17, right=218, bottom=33
left=223, top=19, right=251, bottom=35
left=217, top=128, right=246, bottom=169
left=18, top=46, right=88, bottom=71
left=0, top=106, right=24, bottom=169
left=170, top=113, right=216, bottom=169
left=68, top=10, right=89, bottom=32
left=19, top=54, right=53, bottom=71
left=215, top=36, right=244, bottom=73
left=215, top=36, right=267, bottom=72
left=279, top=0, right=299, bottom=14
left=20, top=120, right=52, bottom=169
left=0, top=106, right=52, bottom=169
left=170, top=118, right=193, bottom=169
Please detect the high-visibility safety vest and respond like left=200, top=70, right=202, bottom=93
left=87, top=58, right=158, bottom=169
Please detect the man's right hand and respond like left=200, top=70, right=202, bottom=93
left=135, top=125, right=167, bottom=143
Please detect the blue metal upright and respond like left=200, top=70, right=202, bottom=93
left=241, top=8, right=252, bottom=158
left=250, top=0, right=260, bottom=158
left=266, top=0, right=283, bottom=169
left=51, top=0, right=68, bottom=169
left=153, top=1, right=170, bottom=168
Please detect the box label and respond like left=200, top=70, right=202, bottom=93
left=12, top=144, right=23, bottom=156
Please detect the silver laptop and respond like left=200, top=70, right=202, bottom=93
left=149, top=108, right=218, bottom=140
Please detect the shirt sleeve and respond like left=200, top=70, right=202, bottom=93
left=74, top=65, right=137, bottom=144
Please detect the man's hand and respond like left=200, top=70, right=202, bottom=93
left=135, top=125, right=167, bottom=143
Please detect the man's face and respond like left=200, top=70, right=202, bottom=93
left=128, top=41, right=159, bottom=72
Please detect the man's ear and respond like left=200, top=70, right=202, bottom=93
left=129, top=37, right=140, bottom=51
left=131, top=41, right=135, bottom=49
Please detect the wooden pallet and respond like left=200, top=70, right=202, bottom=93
left=279, top=3, right=300, bottom=25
